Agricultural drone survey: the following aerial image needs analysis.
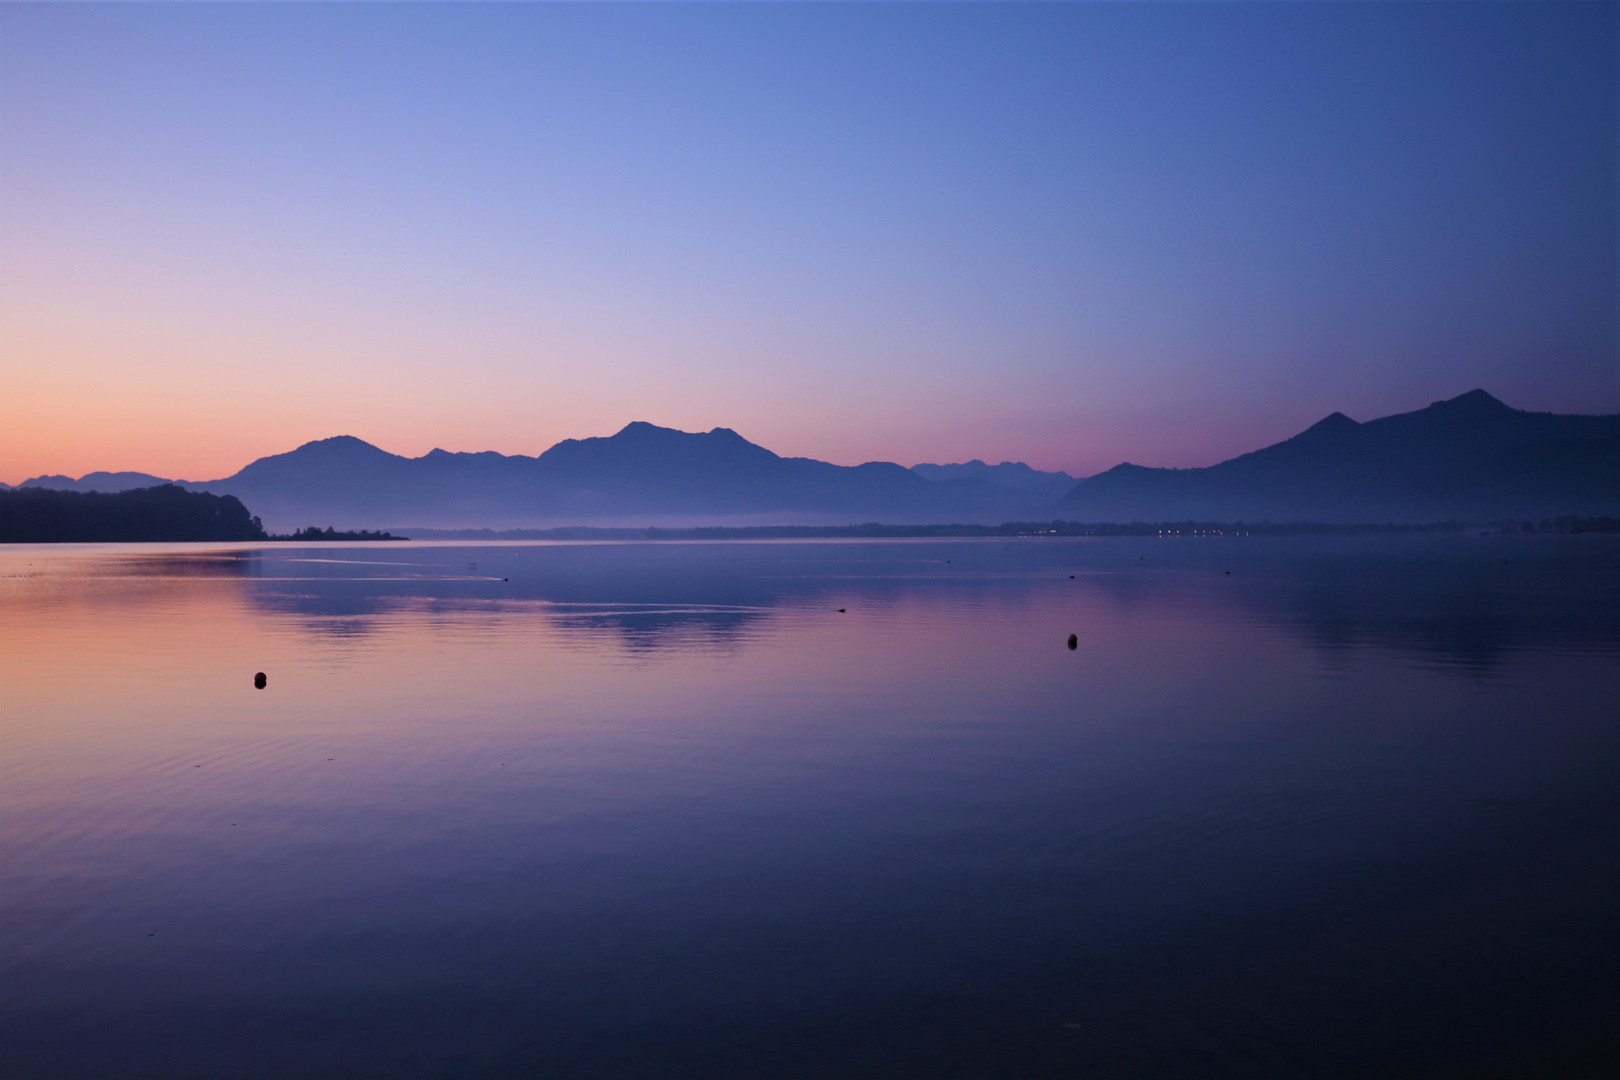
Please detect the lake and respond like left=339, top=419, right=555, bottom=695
left=2, top=536, right=1616, bottom=1079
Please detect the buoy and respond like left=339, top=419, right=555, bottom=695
left=1067, top=634, right=1078, bottom=650
left=837, top=608, right=846, bottom=613
left=253, top=672, right=267, bottom=689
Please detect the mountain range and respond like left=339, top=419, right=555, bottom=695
left=1062, top=390, right=1618, bottom=523
left=910, top=460, right=1078, bottom=503
left=9, top=391, right=1617, bottom=529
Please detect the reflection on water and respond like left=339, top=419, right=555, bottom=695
left=2, top=537, right=1616, bottom=1078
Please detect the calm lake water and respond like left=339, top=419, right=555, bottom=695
left=2, top=536, right=1616, bottom=1079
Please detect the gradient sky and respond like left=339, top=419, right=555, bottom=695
left=2, top=2, right=1615, bottom=483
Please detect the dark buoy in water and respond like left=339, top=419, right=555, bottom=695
left=1069, top=574, right=1075, bottom=579
left=1067, top=634, right=1078, bottom=650
left=1224, top=570, right=1230, bottom=575
left=253, top=672, right=267, bottom=689
left=837, top=608, right=846, bottom=613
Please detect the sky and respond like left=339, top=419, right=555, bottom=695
left=1, top=1, right=1615, bottom=484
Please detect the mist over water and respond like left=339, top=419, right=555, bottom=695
left=2, top=537, right=1616, bottom=1078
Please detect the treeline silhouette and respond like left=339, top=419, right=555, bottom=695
left=7, top=484, right=1611, bottom=545
left=408, top=518, right=1619, bottom=542
left=274, top=526, right=407, bottom=541
left=1526, top=515, right=1620, bottom=534
left=0, top=485, right=267, bottom=542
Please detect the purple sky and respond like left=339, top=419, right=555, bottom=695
left=2, top=2, right=1614, bottom=483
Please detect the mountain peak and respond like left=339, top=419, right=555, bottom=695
left=607, top=422, right=754, bottom=443
left=290, top=435, right=392, bottom=456
left=1432, top=389, right=1507, bottom=411
left=540, top=422, right=782, bottom=471
left=219, top=436, right=402, bottom=483
left=1294, top=411, right=1360, bottom=441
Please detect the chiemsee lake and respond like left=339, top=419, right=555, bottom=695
left=2, top=535, right=1616, bottom=1079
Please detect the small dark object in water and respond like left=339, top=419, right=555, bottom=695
left=503, top=577, right=508, bottom=581
left=1225, top=570, right=1230, bottom=575
left=837, top=608, right=846, bottom=613
left=253, top=672, right=266, bottom=689
left=1069, top=574, right=1075, bottom=579
left=957, top=982, right=970, bottom=988
left=1067, top=634, right=1078, bottom=650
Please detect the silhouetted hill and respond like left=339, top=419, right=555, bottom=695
left=1061, top=390, right=1620, bottom=522
left=911, top=460, right=1076, bottom=502
left=19, top=470, right=178, bottom=493
left=21, top=392, right=1615, bottom=530
left=0, top=485, right=267, bottom=542
left=184, top=424, right=1043, bottom=531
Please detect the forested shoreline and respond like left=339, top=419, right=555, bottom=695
left=0, top=485, right=266, bottom=542
left=5, top=484, right=1614, bottom=543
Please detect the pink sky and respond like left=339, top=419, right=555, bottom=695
left=4, top=3, right=1613, bottom=484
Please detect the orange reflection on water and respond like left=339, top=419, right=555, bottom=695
left=1, top=542, right=1261, bottom=824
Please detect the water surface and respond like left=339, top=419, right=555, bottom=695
left=2, top=536, right=1617, bottom=1078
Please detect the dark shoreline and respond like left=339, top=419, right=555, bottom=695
left=5, top=485, right=1615, bottom=543
left=402, top=516, right=1620, bottom=541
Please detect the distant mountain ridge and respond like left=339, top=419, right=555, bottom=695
left=910, top=460, right=1076, bottom=503
left=16, top=470, right=180, bottom=494
left=15, top=391, right=1618, bottom=529
left=1063, top=390, right=1619, bottom=522
left=136, top=423, right=1049, bottom=530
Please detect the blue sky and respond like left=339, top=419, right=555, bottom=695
left=2, top=2, right=1614, bottom=481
